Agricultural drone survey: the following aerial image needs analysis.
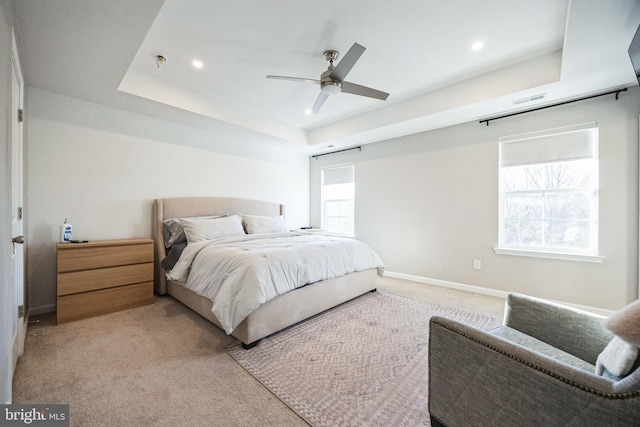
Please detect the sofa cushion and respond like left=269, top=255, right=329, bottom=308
left=489, top=326, right=594, bottom=372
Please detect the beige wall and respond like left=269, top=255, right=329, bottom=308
left=311, top=86, right=640, bottom=311
left=26, top=88, right=310, bottom=314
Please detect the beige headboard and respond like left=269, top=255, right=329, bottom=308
left=153, top=197, right=285, bottom=295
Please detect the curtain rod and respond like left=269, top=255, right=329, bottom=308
left=479, top=87, right=628, bottom=126
left=312, top=146, right=361, bottom=159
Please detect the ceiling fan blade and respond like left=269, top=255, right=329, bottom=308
left=266, top=75, right=320, bottom=85
left=341, top=81, right=389, bottom=100
left=312, top=92, right=329, bottom=114
left=329, top=42, right=366, bottom=81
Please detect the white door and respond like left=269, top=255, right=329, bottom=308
left=10, top=28, right=25, bottom=379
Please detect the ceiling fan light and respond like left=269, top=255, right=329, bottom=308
left=322, top=81, right=342, bottom=95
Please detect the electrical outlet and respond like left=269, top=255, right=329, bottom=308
left=473, top=260, right=482, bottom=270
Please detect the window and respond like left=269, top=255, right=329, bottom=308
left=497, top=122, right=602, bottom=261
left=321, top=165, right=355, bottom=236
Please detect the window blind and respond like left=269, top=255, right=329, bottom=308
left=500, top=122, right=597, bottom=167
left=322, top=166, right=354, bottom=185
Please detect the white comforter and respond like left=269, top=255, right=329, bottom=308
left=167, top=232, right=385, bottom=334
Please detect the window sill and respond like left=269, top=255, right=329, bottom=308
left=493, top=248, right=605, bottom=263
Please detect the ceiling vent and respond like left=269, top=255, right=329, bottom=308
left=512, top=93, right=547, bottom=105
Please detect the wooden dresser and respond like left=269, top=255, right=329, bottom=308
left=56, top=238, right=154, bottom=324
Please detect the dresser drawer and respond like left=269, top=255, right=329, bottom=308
left=57, top=282, right=154, bottom=324
left=57, top=263, right=153, bottom=296
left=57, top=240, right=153, bottom=273
left=56, top=238, right=155, bottom=324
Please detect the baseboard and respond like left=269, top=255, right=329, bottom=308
left=28, top=304, right=56, bottom=316
left=384, top=271, right=614, bottom=316
left=385, top=271, right=509, bottom=299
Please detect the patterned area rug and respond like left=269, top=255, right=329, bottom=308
left=227, top=290, right=495, bottom=427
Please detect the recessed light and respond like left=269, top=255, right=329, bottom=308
left=192, top=60, right=203, bottom=69
left=305, top=109, right=312, bottom=115
left=471, top=41, right=484, bottom=51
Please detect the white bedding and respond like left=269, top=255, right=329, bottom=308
left=167, top=232, right=385, bottom=334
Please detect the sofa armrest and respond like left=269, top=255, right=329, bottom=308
left=428, top=317, right=639, bottom=426
left=504, top=293, right=613, bottom=364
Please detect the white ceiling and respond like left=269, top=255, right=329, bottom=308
left=11, top=0, right=640, bottom=154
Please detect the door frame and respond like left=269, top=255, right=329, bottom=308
left=10, top=26, right=26, bottom=379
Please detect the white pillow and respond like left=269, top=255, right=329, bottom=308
left=181, top=215, right=245, bottom=243
left=604, top=299, right=640, bottom=346
left=594, top=299, right=640, bottom=379
left=596, top=336, right=639, bottom=377
left=163, top=214, right=227, bottom=247
left=242, top=215, right=288, bottom=234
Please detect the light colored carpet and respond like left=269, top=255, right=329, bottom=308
left=228, top=290, right=496, bottom=427
left=12, top=296, right=308, bottom=427
left=12, top=277, right=505, bottom=426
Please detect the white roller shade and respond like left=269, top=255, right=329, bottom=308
left=500, top=122, right=597, bottom=167
left=322, top=166, right=354, bottom=185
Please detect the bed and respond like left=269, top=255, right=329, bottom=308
left=153, top=197, right=384, bottom=348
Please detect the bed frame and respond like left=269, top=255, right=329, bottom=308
left=153, top=197, right=378, bottom=348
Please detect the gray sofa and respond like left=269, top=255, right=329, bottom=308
left=428, top=293, right=640, bottom=426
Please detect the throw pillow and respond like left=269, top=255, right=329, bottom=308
left=604, top=299, right=640, bottom=346
left=595, top=336, right=639, bottom=377
left=595, top=299, right=640, bottom=379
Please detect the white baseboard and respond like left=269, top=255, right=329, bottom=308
left=384, top=271, right=614, bottom=317
left=384, top=271, right=509, bottom=299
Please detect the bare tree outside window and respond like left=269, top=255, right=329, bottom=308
left=502, top=160, right=595, bottom=250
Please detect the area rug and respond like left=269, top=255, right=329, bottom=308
left=227, top=290, right=495, bottom=427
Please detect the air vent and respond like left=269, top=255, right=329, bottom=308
left=513, top=93, right=547, bottom=105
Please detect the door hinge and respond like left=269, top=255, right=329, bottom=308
left=18, top=305, right=24, bottom=318
left=18, top=206, right=23, bottom=220
left=17, top=109, right=23, bottom=123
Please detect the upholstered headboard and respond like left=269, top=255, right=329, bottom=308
left=153, top=197, right=285, bottom=295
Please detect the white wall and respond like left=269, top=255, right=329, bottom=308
left=311, top=86, right=640, bottom=311
left=26, top=88, right=310, bottom=314
left=24, top=77, right=640, bottom=314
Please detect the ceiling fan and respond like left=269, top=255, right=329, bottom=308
left=266, top=42, right=389, bottom=114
